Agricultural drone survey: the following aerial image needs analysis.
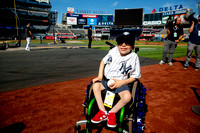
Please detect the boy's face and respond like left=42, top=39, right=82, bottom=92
left=117, top=43, right=134, bottom=56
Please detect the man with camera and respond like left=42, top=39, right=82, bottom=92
left=159, top=17, right=184, bottom=66
left=183, top=15, right=200, bottom=71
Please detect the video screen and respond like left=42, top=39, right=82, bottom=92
left=115, top=8, right=143, bottom=26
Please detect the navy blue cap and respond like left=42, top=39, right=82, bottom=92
left=116, top=32, right=135, bottom=46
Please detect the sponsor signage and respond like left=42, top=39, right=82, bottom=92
left=162, top=16, right=169, bottom=24
left=97, top=22, right=114, bottom=26
left=75, top=9, right=109, bottom=14
left=64, top=8, right=114, bottom=26
left=67, top=13, right=82, bottom=17
left=87, top=18, right=97, bottom=25
left=67, top=17, right=77, bottom=25
left=82, top=14, right=97, bottom=18
left=162, top=9, right=186, bottom=16
left=97, top=15, right=114, bottom=25
left=67, top=7, right=74, bottom=13
left=43, top=20, right=48, bottom=22
left=141, top=34, right=155, bottom=37
left=162, top=13, right=186, bottom=24
left=97, top=15, right=113, bottom=22
left=143, top=21, right=162, bottom=25
left=78, top=18, right=87, bottom=25
left=174, top=14, right=186, bottom=23
left=159, top=4, right=183, bottom=12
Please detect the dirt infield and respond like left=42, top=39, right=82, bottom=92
left=0, top=57, right=200, bottom=133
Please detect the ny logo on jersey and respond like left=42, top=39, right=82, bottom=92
left=119, top=62, right=132, bottom=75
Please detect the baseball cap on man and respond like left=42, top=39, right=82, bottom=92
left=116, top=32, right=135, bottom=46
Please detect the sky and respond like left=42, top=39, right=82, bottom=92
left=50, top=0, right=199, bottom=24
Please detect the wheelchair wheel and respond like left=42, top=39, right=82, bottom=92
left=128, top=80, right=140, bottom=133
left=128, top=81, right=147, bottom=133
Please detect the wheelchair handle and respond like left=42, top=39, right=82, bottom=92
left=105, top=41, right=115, bottom=49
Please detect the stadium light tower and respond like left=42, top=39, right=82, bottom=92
left=53, top=9, right=56, bottom=44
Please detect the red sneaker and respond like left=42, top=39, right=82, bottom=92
left=107, top=112, right=117, bottom=128
left=91, top=110, right=107, bottom=123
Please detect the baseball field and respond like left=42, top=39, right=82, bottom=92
left=0, top=40, right=199, bottom=132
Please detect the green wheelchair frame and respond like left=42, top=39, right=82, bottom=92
left=75, top=79, right=147, bottom=133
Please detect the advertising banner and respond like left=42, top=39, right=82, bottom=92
left=96, top=15, right=114, bottom=25
left=82, top=14, right=97, bottom=18
left=97, top=15, right=113, bottom=22
left=162, top=14, right=186, bottom=24
left=78, top=18, right=87, bottom=25
left=143, top=21, right=162, bottom=26
left=67, top=13, right=82, bottom=17
left=67, top=17, right=77, bottom=25
left=162, top=16, right=170, bottom=24
left=162, top=9, right=186, bottom=16
left=97, top=22, right=114, bottom=26
left=87, top=18, right=97, bottom=25
left=173, top=14, right=186, bottom=23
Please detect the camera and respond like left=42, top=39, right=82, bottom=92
left=166, top=15, right=174, bottom=28
left=184, top=9, right=198, bottom=25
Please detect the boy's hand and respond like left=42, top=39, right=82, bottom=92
left=92, top=77, right=102, bottom=83
left=109, top=79, right=123, bottom=89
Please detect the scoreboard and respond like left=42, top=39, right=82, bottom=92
left=143, top=13, right=163, bottom=26
left=65, top=13, right=114, bottom=26
left=144, top=13, right=162, bottom=21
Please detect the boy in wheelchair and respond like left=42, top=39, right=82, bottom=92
left=91, top=32, right=141, bottom=128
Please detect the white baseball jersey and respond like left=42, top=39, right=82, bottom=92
left=103, top=46, right=141, bottom=80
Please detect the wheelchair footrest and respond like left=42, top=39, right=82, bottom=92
left=76, top=120, right=87, bottom=126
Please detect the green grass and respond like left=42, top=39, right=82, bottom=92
left=22, top=39, right=191, bottom=60
left=93, top=43, right=189, bottom=61
left=136, top=45, right=188, bottom=60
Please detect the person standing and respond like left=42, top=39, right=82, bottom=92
left=88, top=25, right=93, bottom=48
left=183, top=15, right=200, bottom=71
left=159, top=17, right=184, bottom=66
left=25, top=23, right=33, bottom=51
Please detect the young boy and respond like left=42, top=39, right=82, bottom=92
left=91, top=32, right=141, bottom=128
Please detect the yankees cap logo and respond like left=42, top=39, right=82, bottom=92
left=123, top=32, right=130, bottom=36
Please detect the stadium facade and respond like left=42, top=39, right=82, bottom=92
left=0, top=0, right=57, bottom=40
left=60, top=6, right=196, bottom=41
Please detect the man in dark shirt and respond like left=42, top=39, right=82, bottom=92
left=25, top=23, right=33, bottom=51
left=159, top=17, right=184, bottom=66
left=184, top=15, right=200, bottom=71
left=88, top=25, right=93, bottom=48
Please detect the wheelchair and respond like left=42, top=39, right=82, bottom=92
left=75, top=42, right=146, bottom=132
left=75, top=79, right=147, bottom=133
